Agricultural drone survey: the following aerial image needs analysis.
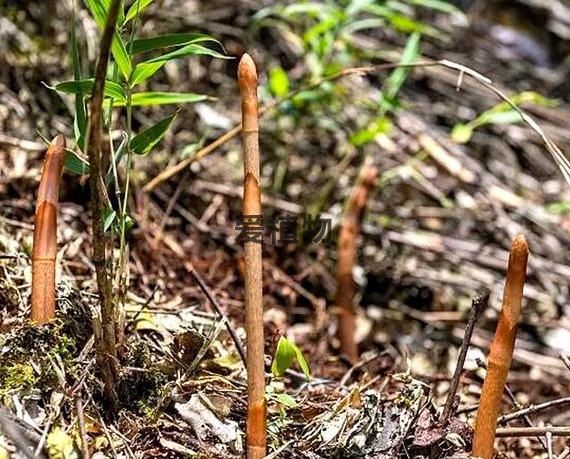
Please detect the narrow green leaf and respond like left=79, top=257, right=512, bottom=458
left=64, top=150, right=90, bottom=175
left=104, top=208, right=117, bottom=232
left=130, top=111, right=178, bottom=155
left=292, top=343, right=310, bottom=378
left=274, top=393, right=298, bottom=408
left=83, top=0, right=109, bottom=29
left=131, top=33, right=224, bottom=54
left=476, top=109, right=523, bottom=127
left=54, top=79, right=127, bottom=103
left=386, top=31, right=420, bottom=101
left=71, top=12, right=87, bottom=149
left=146, top=44, right=230, bottom=63
left=409, top=0, right=463, bottom=13
left=113, top=92, right=210, bottom=106
left=124, top=0, right=155, bottom=23
left=83, top=0, right=132, bottom=78
left=111, top=35, right=132, bottom=80
left=130, top=61, right=166, bottom=87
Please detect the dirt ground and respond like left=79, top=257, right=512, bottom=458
left=2, top=0, right=570, bottom=458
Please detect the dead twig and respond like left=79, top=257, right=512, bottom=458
left=441, top=293, right=487, bottom=427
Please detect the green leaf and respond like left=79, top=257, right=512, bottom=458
left=112, top=92, right=210, bottom=106
left=269, top=66, right=289, bottom=98
left=124, top=0, right=155, bottom=23
left=131, top=33, right=224, bottom=54
left=350, top=117, right=392, bottom=146
left=450, top=123, right=473, bottom=143
left=83, top=0, right=131, bottom=78
left=54, top=79, right=127, bottom=103
left=271, top=337, right=296, bottom=377
left=130, top=111, right=178, bottom=155
left=475, top=109, right=523, bottom=127
left=104, top=208, right=117, bottom=232
left=385, top=31, right=420, bottom=101
left=111, top=35, right=132, bottom=80
left=271, top=336, right=310, bottom=378
left=130, top=61, right=166, bottom=86
left=273, top=393, right=298, bottom=408
left=64, top=150, right=89, bottom=175
left=71, top=13, right=87, bottom=149
left=409, top=0, right=463, bottom=13
left=146, top=43, right=230, bottom=63
left=293, top=342, right=310, bottom=378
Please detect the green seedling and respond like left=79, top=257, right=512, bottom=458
left=451, top=91, right=559, bottom=143
left=271, top=336, right=311, bottom=379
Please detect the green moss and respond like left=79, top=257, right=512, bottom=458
left=0, top=363, right=38, bottom=395
left=0, top=319, right=81, bottom=401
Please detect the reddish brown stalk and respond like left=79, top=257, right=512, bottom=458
left=472, top=235, right=529, bottom=459
left=31, top=135, right=66, bottom=324
left=335, top=163, right=378, bottom=362
left=238, top=53, right=266, bottom=459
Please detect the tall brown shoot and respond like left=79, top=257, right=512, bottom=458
left=238, top=53, right=266, bottom=459
left=31, top=135, right=66, bottom=324
left=472, top=234, right=529, bottom=459
left=335, top=163, right=378, bottom=362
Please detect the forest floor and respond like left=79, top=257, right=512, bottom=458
left=2, top=0, right=570, bottom=458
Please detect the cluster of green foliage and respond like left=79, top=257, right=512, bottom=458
left=50, top=0, right=230, bottom=304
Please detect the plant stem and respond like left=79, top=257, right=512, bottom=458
left=86, top=0, right=122, bottom=410
left=335, top=161, right=377, bottom=362
left=238, top=53, right=266, bottom=459
left=31, top=134, right=66, bottom=324
left=472, top=234, right=529, bottom=459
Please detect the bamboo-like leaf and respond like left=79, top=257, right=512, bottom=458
left=54, top=79, right=127, bottom=103
left=64, top=151, right=89, bottom=175
left=112, top=92, right=210, bottom=106
left=83, top=0, right=131, bottom=78
left=271, top=337, right=296, bottom=377
left=131, top=33, right=223, bottom=54
left=145, top=43, right=231, bottom=63
left=124, top=0, right=154, bottom=23
left=130, top=61, right=165, bottom=87
left=130, top=111, right=178, bottom=155
left=386, top=31, right=420, bottom=101
left=71, top=12, right=87, bottom=149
